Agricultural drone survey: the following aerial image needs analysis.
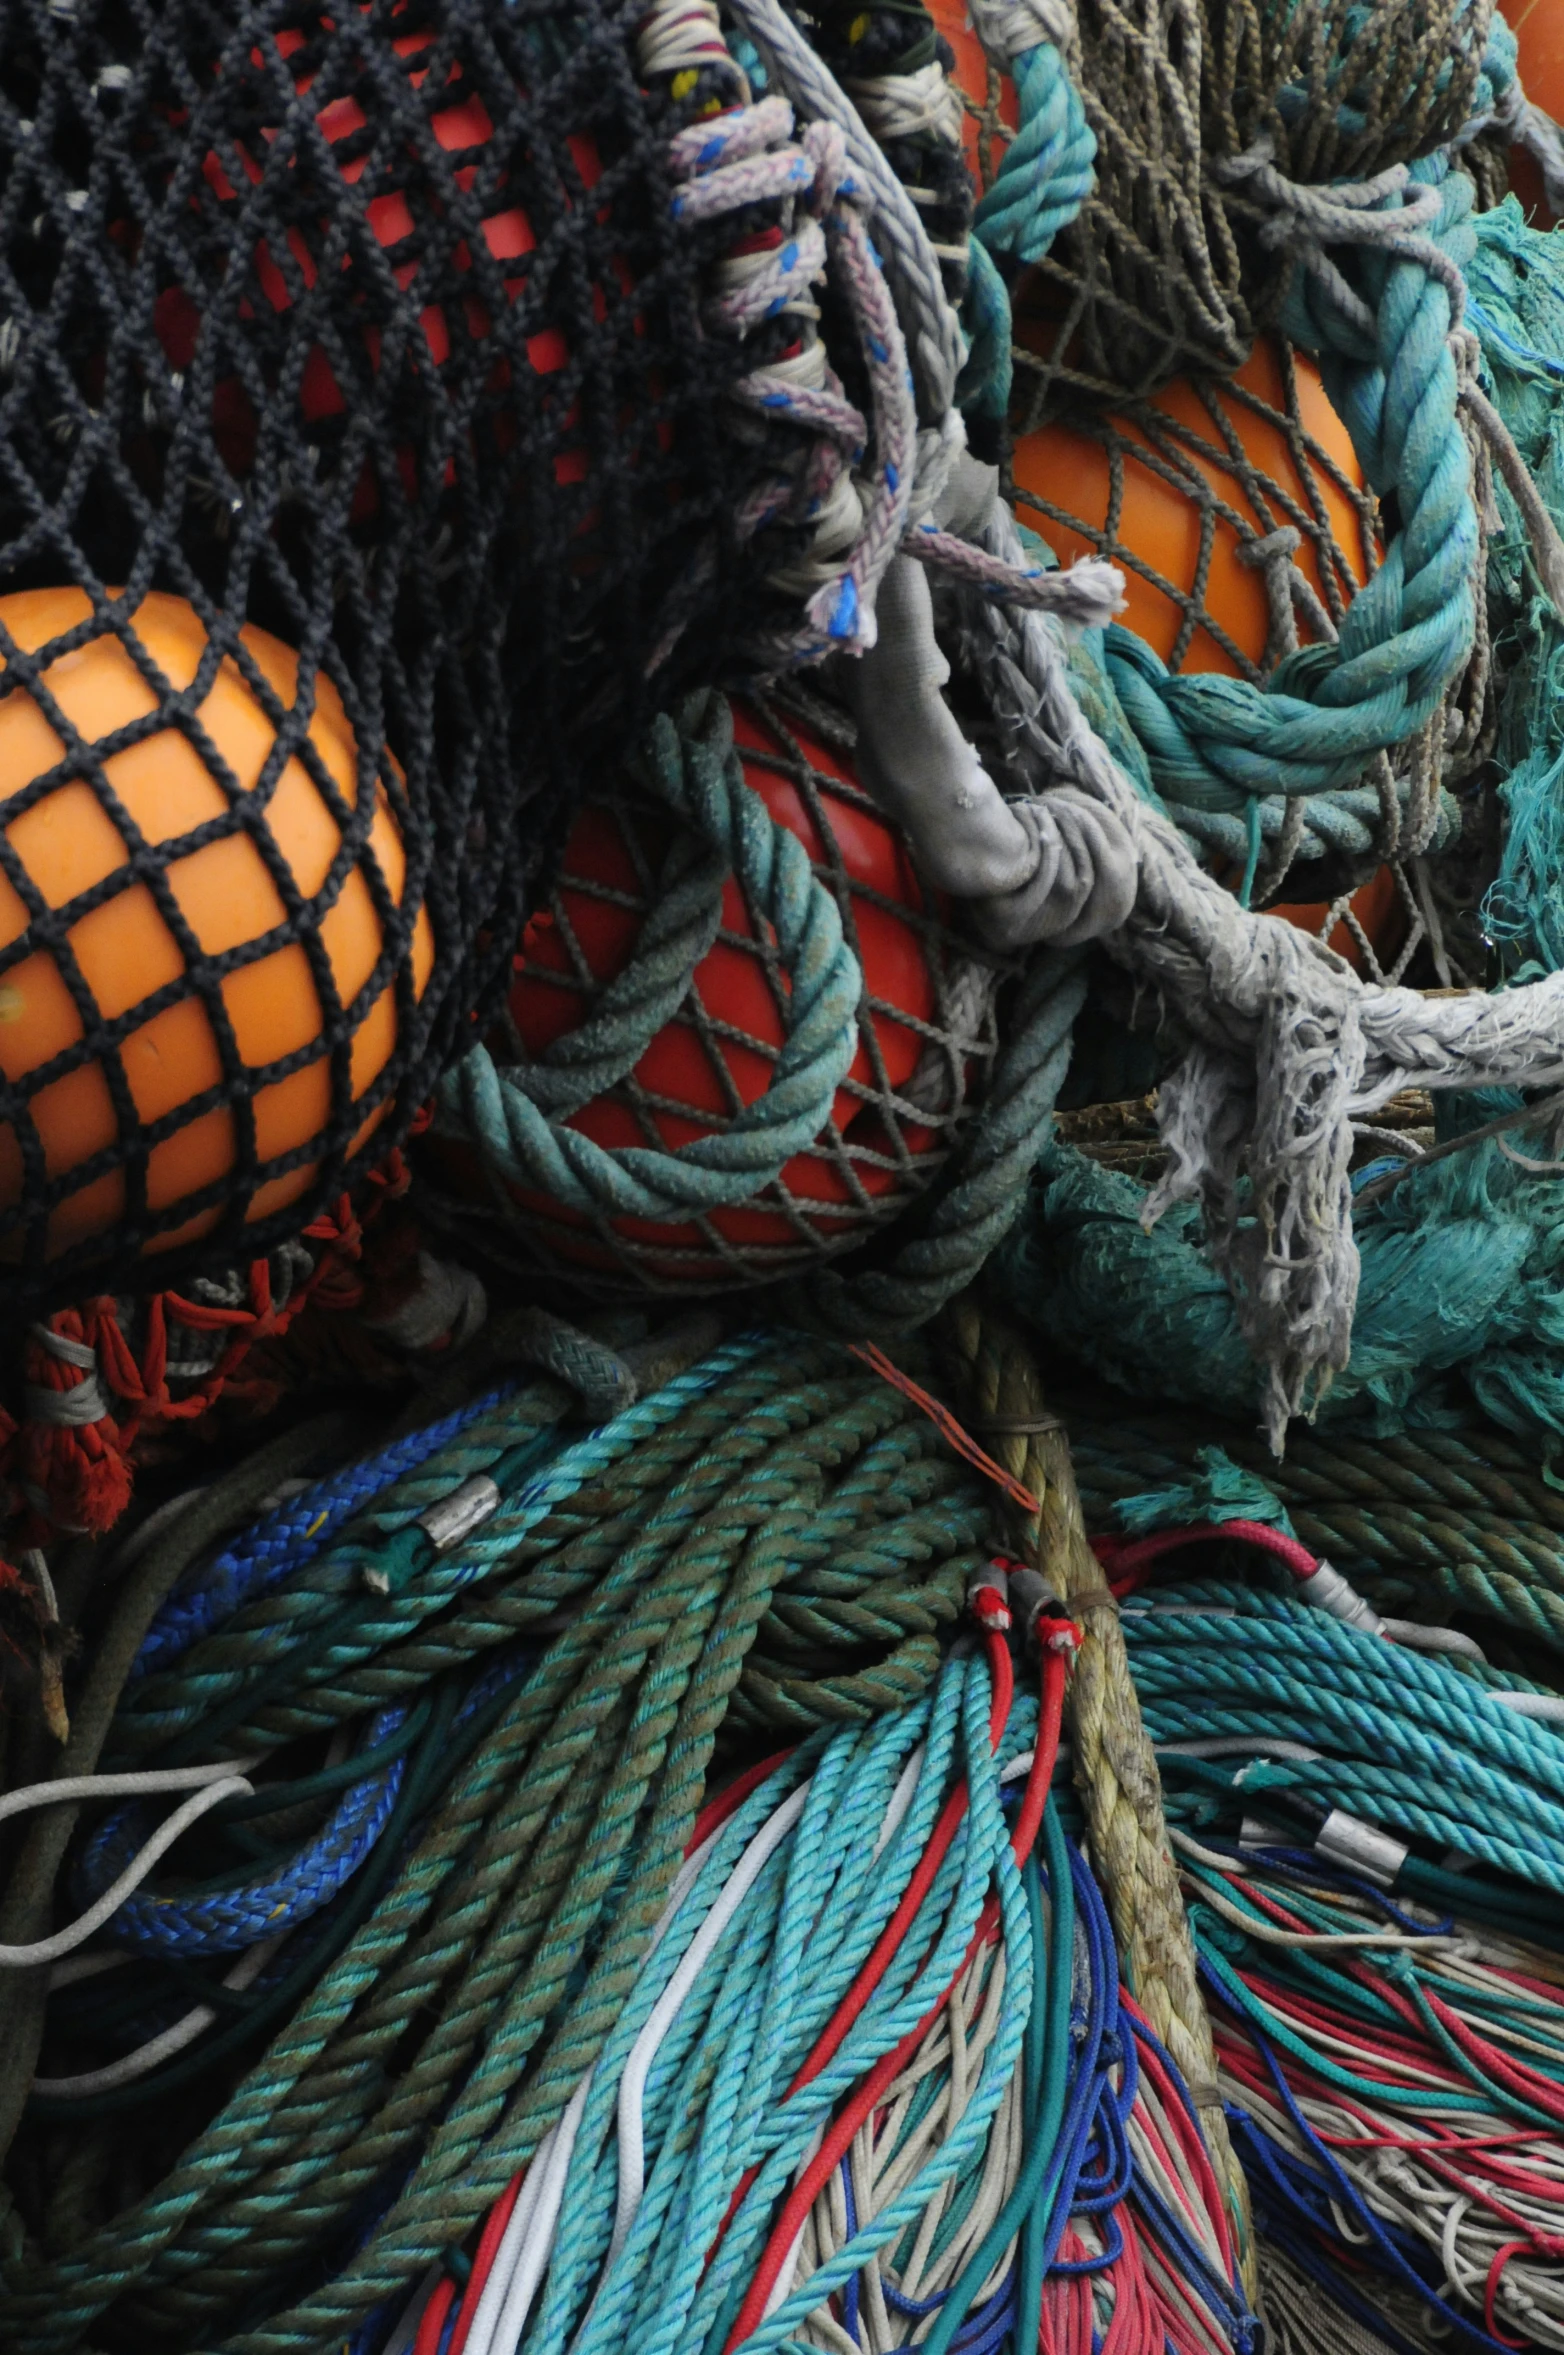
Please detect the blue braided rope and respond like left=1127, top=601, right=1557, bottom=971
left=131, top=1388, right=515, bottom=1684
left=79, top=1707, right=411, bottom=1957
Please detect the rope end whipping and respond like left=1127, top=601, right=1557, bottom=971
left=998, top=1559, right=1080, bottom=1656
left=965, top=1561, right=1012, bottom=1633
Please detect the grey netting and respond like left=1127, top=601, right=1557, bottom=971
left=1006, top=331, right=1494, bottom=919
left=1008, top=0, right=1498, bottom=419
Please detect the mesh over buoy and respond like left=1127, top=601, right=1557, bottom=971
left=0, top=0, right=889, bottom=1301
left=0, top=590, right=433, bottom=1296
left=422, top=694, right=1007, bottom=1293
left=1012, top=338, right=1376, bottom=681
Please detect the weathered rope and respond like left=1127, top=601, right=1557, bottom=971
left=1067, top=1398, right=1564, bottom=1659
left=435, top=695, right=861, bottom=1232
left=0, top=1333, right=1010, bottom=2355
left=935, top=1299, right=1257, bottom=2296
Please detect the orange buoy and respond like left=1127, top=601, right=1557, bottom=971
left=1012, top=338, right=1404, bottom=970
left=1503, top=0, right=1564, bottom=224
left=0, top=589, right=434, bottom=1267
left=1011, top=337, right=1377, bottom=678
left=426, top=700, right=984, bottom=1288
left=923, top=0, right=1017, bottom=184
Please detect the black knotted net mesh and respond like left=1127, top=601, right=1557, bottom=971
left=0, top=0, right=793, bottom=1307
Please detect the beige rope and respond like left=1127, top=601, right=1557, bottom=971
left=939, top=1295, right=1257, bottom=2296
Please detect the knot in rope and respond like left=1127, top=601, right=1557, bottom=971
left=23, top=1327, right=107, bottom=1430
left=1216, top=136, right=1464, bottom=344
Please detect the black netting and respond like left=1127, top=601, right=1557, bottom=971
left=0, top=0, right=805, bottom=1310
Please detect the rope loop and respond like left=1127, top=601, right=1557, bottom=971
left=436, top=695, right=863, bottom=1227
left=1094, top=155, right=1479, bottom=832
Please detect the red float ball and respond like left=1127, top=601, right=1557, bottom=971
left=429, top=701, right=992, bottom=1289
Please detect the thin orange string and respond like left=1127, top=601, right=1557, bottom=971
left=849, top=1343, right=1040, bottom=1516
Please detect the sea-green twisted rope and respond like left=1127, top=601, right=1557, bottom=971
left=0, top=1339, right=998, bottom=2355
left=1068, top=1402, right=1564, bottom=1653
left=972, top=41, right=1095, bottom=269
left=108, top=1336, right=779, bottom=1766
left=436, top=690, right=861, bottom=1223
left=799, top=948, right=1087, bottom=1337
left=1099, top=156, right=1480, bottom=818
left=123, top=1358, right=892, bottom=1759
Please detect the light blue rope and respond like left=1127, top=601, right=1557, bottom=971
left=959, top=35, right=1093, bottom=423
left=507, top=1650, right=1035, bottom=2355
left=972, top=41, right=1095, bottom=268
left=1122, top=1581, right=1564, bottom=1889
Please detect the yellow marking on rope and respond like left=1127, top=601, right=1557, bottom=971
left=305, top=1511, right=329, bottom=1539
left=848, top=12, right=870, bottom=40
left=670, top=67, right=699, bottom=99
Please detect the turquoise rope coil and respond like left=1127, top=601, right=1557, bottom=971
left=1124, top=1576, right=1564, bottom=1898
left=1107, top=157, right=1479, bottom=819
left=437, top=693, right=862, bottom=1226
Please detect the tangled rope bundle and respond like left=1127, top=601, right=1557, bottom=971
left=432, top=690, right=1088, bottom=1338
left=0, top=1328, right=1036, bottom=2352
left=1106, top=1555, right=1564, bottom=2347
left=1070, top=1396, right=1564, bottom=1662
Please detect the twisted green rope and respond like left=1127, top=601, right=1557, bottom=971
left=1069, top=1399, right=1564, bottom=1653
left=0, top=1336, right=998, bottom=2355
left=436, top=691, right=861, bottom=1223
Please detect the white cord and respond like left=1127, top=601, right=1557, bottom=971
left=33, top=1930, right=286, bottom=2095
left=483, top=2073, right=596, bottom=2355
left=607, top=1781, right=814, bottom=2272
left=47, top=1949, right=130, bottom=1991
left=0, top=1758, right=256, bottom=1827
left=1, top=1772, right=256, bottom=1968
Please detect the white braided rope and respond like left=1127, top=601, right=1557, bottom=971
left=722, top=0, right=964, bottom=443
left=929, top=500, right=1564, bottom=1444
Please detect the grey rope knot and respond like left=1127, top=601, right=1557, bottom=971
left=1234, top=527, right=1338, bottom=668
left=947, top=496, right=1564, bottom=1447
left=1214, top=135, right=1466, bottom=342
left=24, top=1327, right=108, bottom=1429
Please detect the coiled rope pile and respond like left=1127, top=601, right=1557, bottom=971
left=1105, top=1551, right=1564, bottom=2350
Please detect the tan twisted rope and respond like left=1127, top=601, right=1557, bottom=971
left=939, top=1296, right=1256, bottom=2294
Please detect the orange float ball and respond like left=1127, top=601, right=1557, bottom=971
left=1012, top=339, right=1403, bottom=970
left=1503, top=0, right=1564, bottom=224
left=1011, top=337, right=1377, bottom=678
left=0, top=589, right=434, bottom=1267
